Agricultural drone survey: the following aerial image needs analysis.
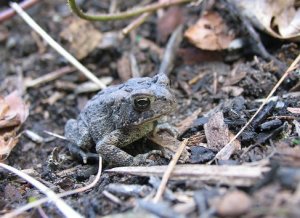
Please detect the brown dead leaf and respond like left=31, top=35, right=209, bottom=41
left=149, top=131, right=190, bottom=163
left=2, top=91, right=29, bottom=125
left=60, top=18, right=102, bottom=59
left=0, top=91, right=29, bottom=161
left=231, top=0, right=300, bottom=41
left=0, top=131, right=18, bottom=161
left=0, top=97, right=10, bottom=121
left=117, top=52, right=132, bottom=82
left=184, top=11, right=235, bottom=50
left=187, top=132, right=206, bottom=146
left=157, top=6, right=184, bottom=43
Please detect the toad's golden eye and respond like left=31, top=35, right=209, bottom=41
left=133, top=97, right=151, bottom=111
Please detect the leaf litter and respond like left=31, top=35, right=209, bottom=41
left=1, top=0, right=300, bottom=217
left=0, top=91, right=29, bottom=161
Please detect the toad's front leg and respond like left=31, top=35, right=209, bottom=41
left=96, top=128, right=160, bottom=167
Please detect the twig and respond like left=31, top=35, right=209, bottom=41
left=158, top=25, right=183, bottom=76
left=37, top=206, right=48, bottom=218
left=0, top=163, right=83, bottom=218
left=122, top=12, right=152, bottom=36
left=102, top=190, right=123, bottom=205
left=25, top=66, right=75, bottom=88
left=153, top=139, right=188, bottom=203
left=10, top=2, right=106, bottom=89
left=0, top=0, right=39, bottom=23
left=3, top=156, right=102, bottom=218
left=43, top=130, right=67, bottom=140
left=108, top=164, right=269, bottom=187
left=216, top=53, right=300, bottom=160
left=67, top=0, right=194, bottom=21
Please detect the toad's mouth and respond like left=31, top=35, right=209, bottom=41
left=132, top=110, right=172, bottom=126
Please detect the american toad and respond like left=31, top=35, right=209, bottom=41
left=65, top=73, right=176, bottom=166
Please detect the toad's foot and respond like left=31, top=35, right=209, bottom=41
left=132, top=150, right=162, bottom=166
left=68, top=143, right=99, bottom=164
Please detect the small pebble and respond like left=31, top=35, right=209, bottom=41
left=216, top=190, right=252, bottom=217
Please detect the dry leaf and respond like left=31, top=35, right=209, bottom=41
left=184, top=11, right=235, bottom=50
left=157, top=6, right=184, bottom=43
left=117, top=52, right=132, bottom=82
left=149, top=131, right=190, bottom=163
left=0, top=91, right=29, bottom=160
left=231, top=0, right=300, bottom=41
left=0, top=131, right=19, bottom=161
left=60, top=18, right=102, bottom=59
left=1, top=91, right=29, bottom=125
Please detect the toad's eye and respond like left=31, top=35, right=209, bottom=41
left=133, top=97, right=151, bottom=111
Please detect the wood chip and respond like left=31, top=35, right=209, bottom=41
left=287, top=107, right=300, bottom=114
left=204, top=112, right=229, bottom=151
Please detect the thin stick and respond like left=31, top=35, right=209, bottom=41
left=158, top=25, right=183, bottom=76
left=43, top=130, right=67, bottom=140
left=216, top=54, right=300, bottom=160
left=67, top=0, right=194, bottom=21
left=153, top=139, right=188, bottom=203
left=26, top=66, right=75, bottom=88
left=122, top=12, right=152, bottom=35
left=3, top=156, right=102, bottom=218
left=0, top=0, right=39, bottom=23
left=0, top=163, right=83, bottom=218
left=10, top=2, right=106, bottom=89
left=102, top=190, right=123, bottom=205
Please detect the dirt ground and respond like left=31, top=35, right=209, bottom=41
left=0, top=0, right=300, bottom=217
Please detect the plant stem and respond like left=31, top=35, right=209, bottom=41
left=67, top=0, right=194, bottom=21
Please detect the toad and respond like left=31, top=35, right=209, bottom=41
left=65, top=73, right=176, bottom=166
